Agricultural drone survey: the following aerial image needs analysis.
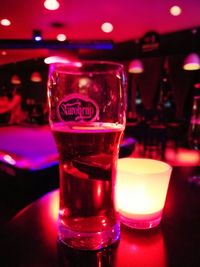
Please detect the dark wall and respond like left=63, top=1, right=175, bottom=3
left=0, top=58, right=48, bottom=106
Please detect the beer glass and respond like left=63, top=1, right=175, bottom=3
left=47, top=61, right=127, bottom=250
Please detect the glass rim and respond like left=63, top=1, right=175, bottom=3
left=117, top=158, right=172, bottom=175
left=49, top=60, right=125, bottom=75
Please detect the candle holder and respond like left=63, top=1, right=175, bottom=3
left=116, top=158, right=172, bottom=229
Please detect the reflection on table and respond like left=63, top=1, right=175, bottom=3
left=1, top=166, right=200, bottom=266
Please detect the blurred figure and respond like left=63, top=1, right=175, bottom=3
left=0, top=86, right=25, bottom=124
left=0, top=86, right=10, bottom=123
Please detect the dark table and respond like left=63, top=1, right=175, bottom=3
left=0, top=166, right=200, bottom=267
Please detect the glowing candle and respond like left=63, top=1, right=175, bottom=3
left=116, top=158, right=172, bottom=229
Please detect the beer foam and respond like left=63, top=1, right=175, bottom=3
left=52, top=122, right=124, bottom=133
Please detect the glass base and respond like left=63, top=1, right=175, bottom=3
left=119, top=210, right=162, bottom=229
left=58, top=222, right=120, bottom=250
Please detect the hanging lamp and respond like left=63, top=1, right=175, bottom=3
left=11, top=74, right=21, bottom=85
left=183, top=29, right=200, bottom=71
left=30, top=71, right=42, bottom=82
left=128, top=59, right=144, bottom=74
left=128, top=39, right=144, bottom=74
left=183, top=52, right=200, bottom=71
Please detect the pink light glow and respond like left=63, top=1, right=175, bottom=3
left=117, top=229, right=167, bottom=267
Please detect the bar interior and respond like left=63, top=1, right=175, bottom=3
left=0, top=0, right=200, bottom=266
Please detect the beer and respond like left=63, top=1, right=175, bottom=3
left=52, top=122, right=124, bottom=249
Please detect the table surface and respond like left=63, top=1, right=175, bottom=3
left=0, top=125, right=58, bottom=170
left=0, top=166, right=200, bottom=267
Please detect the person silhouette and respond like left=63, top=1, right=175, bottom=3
left=0, top=86, right=25, bottom=124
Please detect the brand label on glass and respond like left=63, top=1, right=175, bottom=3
left=57, top=94, right=99, bottom=122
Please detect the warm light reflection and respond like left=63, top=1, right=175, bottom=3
left=48, top=190, right=59, bottom=221
left=117, top=229, right=167, bottom=267
left=39, top=190, right=59, bottom=251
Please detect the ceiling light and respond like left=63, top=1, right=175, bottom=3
left=0, top=19, right=11, bottom=26
left=1, top=51, right=7, bottom=56
left=44, top=0, right=60, bottom=10
left=101, top=22, right=113, bottom=33
left=33, top=30, right=42, bottom=41
left=170, top=5, right=182, bottom=16
left=56, top=34, right=67, bottom=42
left=128, top=59, right=144, bottom=74
left=183, top=53, right=200, bottom=71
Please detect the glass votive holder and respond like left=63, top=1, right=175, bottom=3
left=116, top=158, right=172, bottom=229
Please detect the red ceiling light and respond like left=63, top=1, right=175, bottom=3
left=44, top=0, right=60, bottom=10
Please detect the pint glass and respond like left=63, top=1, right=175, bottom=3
left=47, top=61, right=127, bottom=250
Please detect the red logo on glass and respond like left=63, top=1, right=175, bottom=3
left=57, top=94, right=99, bottom=122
